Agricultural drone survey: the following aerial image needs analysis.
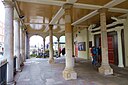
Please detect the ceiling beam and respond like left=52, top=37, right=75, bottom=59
left=24, top=22, right=65, bottom=26
left=43, top=7, right=64, bottom=32
left=50, top=8, right=64, bottom=24
left=71, top=10, right=98, bottom=25
left=109, top=8, right=128, bottom=13
left=44, top=0, right=78, bottom=32
left=74, top=3, right=102, bottom=10
left=103, top=0, right=126, bottom=8
left=17, top=0, right=65, bottom=6
left=67, top=0, right=77, bottom=3
left=72, top=0, right=126, bottom=26
left=74, top=3, right=128, bottom=13
left=118, top=14, right=127, bottom=18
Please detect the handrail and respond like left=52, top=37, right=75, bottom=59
left=0, top=59, right=7, bottom=67
left=0, top=58, right=7, bottom=85
left=13, top=56, right=17, bottom=75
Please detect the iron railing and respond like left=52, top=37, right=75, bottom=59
left=14, top=56, right=17, bottom=75
left=0, top=59, right=7, bottom=85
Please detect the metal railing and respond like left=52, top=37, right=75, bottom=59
left=14, top=56, right=17, bottom=75
left=0, top=59, right=7, bottom=85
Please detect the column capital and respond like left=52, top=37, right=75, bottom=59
left=14, top=18, right=20, bottom=21
left=91, top=33, right=95, bottom=36
left=2, top=1, right=14, bottom=8
left=98, top=8, right=108, bottom=13
left=49, top=25, right=53, bottom=29
left=57, top=38, right=60, bottom=42
left=63, top=3, right=73, bottom=10
left=115, top=28, right=122, bottom=32
left=43, top=38, right=45, bottom=41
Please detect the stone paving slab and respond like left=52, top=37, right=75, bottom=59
left=15, top=57, right=128, bottom=85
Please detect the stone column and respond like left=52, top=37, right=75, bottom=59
left=22, top=31, right=26, bottom=62
left=86, top=28, right=89, bottom=59
left=62, top=3, right=77, bottom=80
left=57, top=38, right=60, bottom=56
left=116, top=28, right=124, bottom=67
left=124, top=14, right=128, bottom=66
left=48, top=25, right=54, bottom=64
left=25, top=32, right=27, bottom=60
left=98, top=8, right=113, bottom=75
left=27, top=36, right=30, bottom=59
left=91, top=34, right=95, bottom=46
left=14, top=19, right=21, bottom=71
left=20, top=28, right=23, bottom=65
left=26, top=34, right=30, bottom=59
left=3, top=1, right=14, bottom=84
left=43, top=38, right=45, bottom=54
left=72, top=26, right=75, bottom=57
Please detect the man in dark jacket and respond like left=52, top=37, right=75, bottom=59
left=62, top=48, right=65, bottom=56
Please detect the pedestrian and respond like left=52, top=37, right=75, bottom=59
left=62, top=48, right=65, bottom=56
left=58, top=48, right=61, bottom=57
left=91, top=46, right=98, bottom=65
left=97, top=46, right=101, bottom=63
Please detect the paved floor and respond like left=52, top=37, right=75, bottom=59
left=15, top=57, right=128, bottom=85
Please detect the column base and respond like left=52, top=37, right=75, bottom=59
left=7, top=81, right=16, bottom=85
left=98, top=65, right=113, bottom=75
left=63, top=68, right=77, bottom=80
left=16, top=69, right=22, bottom=72
left=118, top=64, right=124, bottom=67
left=48, top=58, right=54, bottom=64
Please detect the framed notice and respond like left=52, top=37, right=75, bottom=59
left=78, top=42, right=86, bottom=51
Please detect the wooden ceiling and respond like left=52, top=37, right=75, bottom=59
left=16, top=0, right=128, bottom=35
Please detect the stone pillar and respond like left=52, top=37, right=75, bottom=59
left=27, top=36, right=30, bottom=59
left=98, top=8, right=113, bottom=75
left=48, top=25, right=54, bottom=64
left=124, top=14, right=128, bottom=66
left=72, top=26, right=75, bottom=57
left=14, top=19, right=20, bottom=71
left=43, top=38, right=45, bottom=54
left=116, top=28, right=124, bottom=67
left=20, top=28, right=23, bottom=65
left=86, top=28, right=89, bottom=59
left=62, top=3, right=77, bottom=80
left=3, top=1, right=14, bottom=84
left=26, top=34, right=30, bottom=59
left=57, top=38, right=60, bottom=56
left=91, top=34, right=95, bottom=46
left=22, top=31, right=26, bottom=62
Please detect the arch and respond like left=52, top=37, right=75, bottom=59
left=59, top=36, right=65, bottom=43
left=59, top=36, right=65, bottom=49
left=45, top=36, right=58, bottom=51
left=29, top=35, right=44, bottom=55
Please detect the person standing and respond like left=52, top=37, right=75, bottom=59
left=91, top=46, right=98, bottom=65
left=97, top=46, right=101, bottom=63
left=62, top=48, right=65, bottom=56
left=58, top=48, right=61, bottom=57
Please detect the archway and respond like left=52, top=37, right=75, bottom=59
left=45, top=36, right=58, bottom=51
left=29, top=35, right=43, bottom=58
left=59, top=36, right=65, bottom=49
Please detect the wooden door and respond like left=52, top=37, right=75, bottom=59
left=75, top=43, right=78, bottom=57
left=108, top=36, right=115, bottom=64
left=95, top=34, right=115, bottom=64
